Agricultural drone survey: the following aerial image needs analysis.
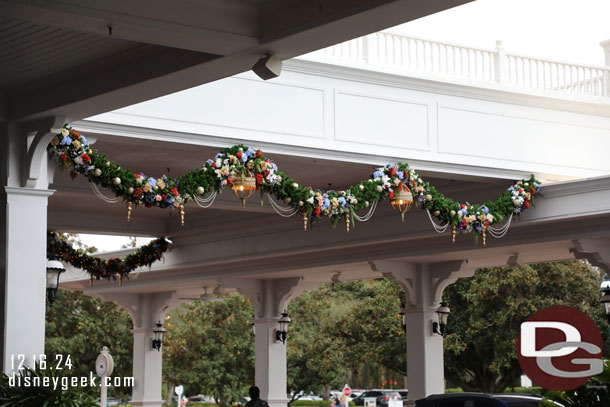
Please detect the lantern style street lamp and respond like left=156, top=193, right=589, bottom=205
left=432, top=302, right=451, bottom=336
left=46, top=255, right=65, bottom=307
left=399, top=307, right=407, bottom=332
left=152, top=321, right=166, bottom=351
left=275, top=311, right=291, bottom=344
left=600, top=280, right=610, bottom=323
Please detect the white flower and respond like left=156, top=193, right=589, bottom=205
left=74, top=156, right=83, bottom=165
left=394, top=178, right=401, bottom=186
left=350, top=198, right=358, bottom=205
left=215, top=159, right=222, bottom=167
left=359, top=184, right=364, bottom=190
left=486, top=214, right=494, bottom=222
left=61, top=128, right=69, bottom=137
left=306, top=196, right=314, bottom=204
left=292, top=182, right=299, bottom=188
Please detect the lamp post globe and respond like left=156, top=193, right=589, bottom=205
left=46, top=255, right=65, bottom=307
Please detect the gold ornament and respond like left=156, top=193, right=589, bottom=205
left=126, top=201, right=133, bottom=223
left=482, top=229, right=487, bottom=246
left=452, top=225, right=457, bottom=244
left=179, top=203, right=185, bottom=226
left=345, top=216, right=350, bottom=233
left=303, top=212, right=308, bottom=231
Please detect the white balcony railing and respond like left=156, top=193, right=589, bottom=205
left=300, top=32, right=610, bottom=98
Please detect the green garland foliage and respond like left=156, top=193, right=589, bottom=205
left=48, top=125, right=540, bottom=239
left=47, top=231, right=171, bottom=280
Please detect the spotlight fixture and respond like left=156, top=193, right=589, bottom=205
left=252, top=54, right=282, bottom=80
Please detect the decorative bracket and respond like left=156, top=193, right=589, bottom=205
left=21, top=116, right=65, bottom=188
left=220, top=277, right=320, bottom=319
left=571, top=239, right=610, bottom=274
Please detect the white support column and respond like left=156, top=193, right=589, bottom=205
left=222, top=277, right=319, bottom=407
left=98, top=291, right=183, bottom=407
left=372, top=260, right=475, bottom=405
left=1, top=119, right=61, bottom=373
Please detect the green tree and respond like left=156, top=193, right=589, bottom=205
left=163, top=294, right=254, bottom=407
left=443, top=261, right=609, bottom=393
left=45, top=290, right=133, bottom=399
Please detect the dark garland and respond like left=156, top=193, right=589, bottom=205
left=48, top=125, right=540, bottom=241
left=47, top=232, right=171, bottom=280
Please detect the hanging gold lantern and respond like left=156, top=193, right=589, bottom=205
left=232, top=173, right=256, bottom=207
left=390, top=188, right=413, bottom=222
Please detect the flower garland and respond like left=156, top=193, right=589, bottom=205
left=47, top=231, right=171, bottom=281
left=48, top=125, right=540, bottom=241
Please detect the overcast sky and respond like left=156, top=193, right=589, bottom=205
left=388, top=0, right=610, bottom=66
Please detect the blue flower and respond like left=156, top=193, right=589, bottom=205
left=147, top=178, right=157, bottom=188
left=322, top=198, right=330, bottom=209
left=271, top=163, right=278, bottom=171
left=166, top=197, right=175, bottom=206
left=80, top=136, right=88, bottom=145
left=215, top=153, right=225, bottom=159
left=481, top=206, right=489, bottom=214
left=241, top=154, right=248, bottom=162
left=206, top=159, right=214, bottom=166
left=144, top=194, right=155, bottom=204
left=140, top=172, right=146, bottom=179
left=398, top=171, right=404, bottom=180
left=338, top=197, right=346, bottom=207
left=373, top=170, right=384, bottom=178
left=61, top=136, right=72, bottom=145
left=245, top=147, right=255, bottom=157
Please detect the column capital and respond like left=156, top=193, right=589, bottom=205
left=4, top=186, right=55, bottom=198
left=220, top=277, right=320, bottom=319
left=20, top=115, right=65, bottom=188
left=96, top=291, right=184, bottom=329
left=372, top=260, right=475, bottom=308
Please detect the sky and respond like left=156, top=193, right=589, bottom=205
left=388, top=0, right=610, bottom=66
left=78, top=0, right=610, bottom=253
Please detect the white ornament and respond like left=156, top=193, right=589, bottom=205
left=359, top=185, right=364, bottom=190
left=112, top=177, right=121, bottom=185
left=284, top=197, right=292, bottom=204
left=197, top=186, right=205, bottom=195
left=127, top=187, right=134, bottom=194
left=425, top=194, right=432, bottom=201
left=433, top=210, right=440, bottom=216
left=376, top=185, right=383, bottom=192
left=292, top=182, right=299, bottom=188
left=93, top=168, right=102, bottom=177
left=105, top=161, right=110, bottom=167
left=450, top=210, right=456, bottom=216
left=513, top=199, right=521, bottom=207
left=298, top=201, right=304, bottom=207
left=276, top=175, right=282, bottom=182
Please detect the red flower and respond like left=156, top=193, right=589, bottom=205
left=162, top=194, right=166, bottom=199
left=60, top=153, right=67, bottom=161
left=227, top=178, right=232, bottom=186
left=528, top=186, right=536, bottom=194
left=255, top=173, right=264, bottom=185
left=314, top=207, right=321, bottom=217
left=255, top=149, right=263, bottom=158
left=82, top=153, right=90, bottom=163
left=524, top=200, right=530, bottom=208
left=237, top=151, right=242, bottom=158
left=212, top=162, right=217, bottom=168
left=70, top=171, right=78, bottom=179
left=389, top=168, right=397, bottom=177
left=171, top=188, right=179, bottom=197
left=135, top=173, right=140, bottom=179
left=388, top=190, right=395, bottom=199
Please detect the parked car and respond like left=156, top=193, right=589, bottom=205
left=414, top=392, right=563, bottom=407
left=353, top=390, right=402, bottom=407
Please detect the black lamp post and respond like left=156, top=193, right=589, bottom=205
left=275, top=311, right=291, bottom=344
left=46, top=255, right=65, bottom=307
left=432, top=302, right=450, bottom=336
left=399, top=307, right=407, bottom=332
